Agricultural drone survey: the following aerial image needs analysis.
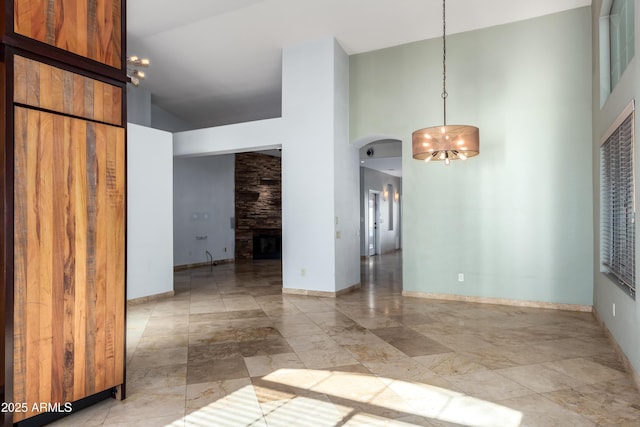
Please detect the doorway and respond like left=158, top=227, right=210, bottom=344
left=368, top=190, right=380, bottom=256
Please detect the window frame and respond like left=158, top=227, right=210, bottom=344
left=599, top=0, right=635, bottom=106
left=609, top=0, right=635, bottom=90
left=600, top=100, right=636, bottom=299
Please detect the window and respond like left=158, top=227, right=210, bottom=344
left=609, top=0, right=635, bottom=90
left=601, top=102, right=635, bottom=298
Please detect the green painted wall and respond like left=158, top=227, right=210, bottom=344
left=591, top=0, right=639, bottom=375
left=351, top=7, right=593, bottom=305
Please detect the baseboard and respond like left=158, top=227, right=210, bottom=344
left=173, top=258, right=235, bottom=271
left=402, top=291, right=593, bottom=312
left=592, top=308, right=640, bottom=392
left=283, top=282, right=361, bottom=298
left=361, top=249, right=402, bottom=259
left=127, top=290, right=175, bottom=306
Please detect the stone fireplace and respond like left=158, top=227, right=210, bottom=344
left=235, top=152, right=282, bottom=260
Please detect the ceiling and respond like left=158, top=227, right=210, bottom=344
left=127, top=0, right=591, bottom=130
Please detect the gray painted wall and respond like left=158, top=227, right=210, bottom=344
left=152, top=104, right=195, bottom=133
left=173, top=155, right=236, bottom=266
left=360, top=167, right=402, bottom=256
left=591, top=0, right=639, bottom=376
left=127, top=86, right=151, bottom=127
left=127, top=85, right=195, bottom=132
left=351, top=8, right=593, bottom=304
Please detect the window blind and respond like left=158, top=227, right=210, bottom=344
left=601, top=110, right=635, bottom=298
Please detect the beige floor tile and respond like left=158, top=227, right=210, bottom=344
left=185, top=378, right=265, bottom=427
left=446, top=370, right=537, bottom=401
left=285, top=333, right=337, bottom=352
left=543, top=357, right=628, bottom=384
left=47, top=398, right=115, bottom=426
left=413, top=352, right=488, bottom=377
left=244, top=352, right=305, bottom=377
left=128, top=346, right=189, bottom=370
left=137, top=333, right=189, bottom=350
left=127, top=363, right=188, bottom=394
left=496, top=364, right=585, bottom=393
left=499, top=394, right=596, bottom=426
left=102, top=385, right=187, bottom=425
left=261, top=394, right=343, bottom=427
left=296, top=348, right=360, bottom=369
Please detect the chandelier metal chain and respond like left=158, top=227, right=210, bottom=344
left=442, top=0, right=447, bottom=126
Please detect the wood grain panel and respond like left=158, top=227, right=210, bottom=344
left=13, top=107, right=125, bottom=422
left=14, top=0, right=122, bottom=69
left=51, top=113, right=67, bottom=403
left=13, top=56, right=122, bottom=126
left=12, top=107, right=29, bottom=417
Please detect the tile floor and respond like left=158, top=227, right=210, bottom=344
left=50, top=252, right=640, bottom=426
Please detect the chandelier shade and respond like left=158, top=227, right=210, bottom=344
left=412, top=125, right=479, bottom=163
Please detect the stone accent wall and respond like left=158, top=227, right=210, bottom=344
left=235, top=152, right=282, bottom=259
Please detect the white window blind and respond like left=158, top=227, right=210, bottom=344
left=601, top=105, right=635, bottom=298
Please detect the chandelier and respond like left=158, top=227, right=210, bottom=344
left=127, top=55, right=150, bottom=86
left=412, top=0, right=479, bottom=165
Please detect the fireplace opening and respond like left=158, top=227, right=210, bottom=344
left=253, top=234, right=282, bottom=260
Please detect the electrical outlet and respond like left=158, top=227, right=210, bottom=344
left=613, top=303, right=616, bottom=317
left=458, top=273, right=464, bottom=282
left=224, top=247, right=227, bottom=252
left=301, top=268, right=306, bottom=277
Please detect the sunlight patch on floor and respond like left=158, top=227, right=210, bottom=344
left=184, top=368, right=523, bottom=427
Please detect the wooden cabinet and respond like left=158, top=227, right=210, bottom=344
left=1, top=2, right=127, bottom=425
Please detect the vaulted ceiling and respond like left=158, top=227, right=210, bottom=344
left=127, top=0, right=591, bottom=130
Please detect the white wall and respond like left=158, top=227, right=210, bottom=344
left=173, top=155, right=235, bottom=265
left=174, top=118, right=285, bottom=156
left=280, top=37, right=360, bottom=293
left=360, top=167, right=402, bottom=256
left=332, top=39, right=361, bottom=291
left=127, top=123, right=174, bottom=300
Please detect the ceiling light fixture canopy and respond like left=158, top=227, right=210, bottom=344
left=127, top=55, right=150, bottom=86
left=412, top=0, right=479, bottom=165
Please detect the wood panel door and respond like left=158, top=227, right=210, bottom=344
left=13, top=0, right=123, bottom=69
left=12, top=106, right=125, bottom=422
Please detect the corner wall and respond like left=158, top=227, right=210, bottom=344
left=173, top=155, right=235, bottom=266
left=591, top=0, right=640, bottom=377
